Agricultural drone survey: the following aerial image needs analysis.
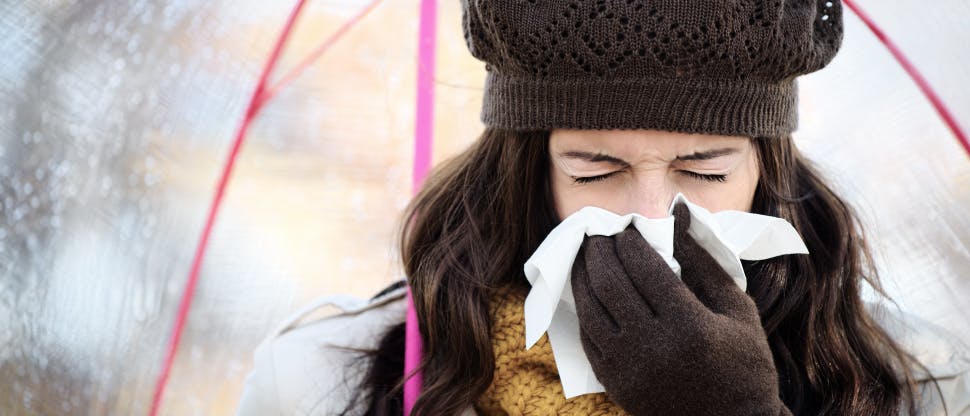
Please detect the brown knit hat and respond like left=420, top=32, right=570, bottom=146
left=460, top=0, right=844, bottom=137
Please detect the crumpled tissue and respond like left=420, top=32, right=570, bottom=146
left=522, top=193, right=809, bottom=398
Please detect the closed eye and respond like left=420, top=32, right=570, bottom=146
left=679, top=170, right=727, bottom=183
left=571, top=171, right=619, bottom=184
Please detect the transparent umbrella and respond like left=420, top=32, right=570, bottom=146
left=797, top=0, right=970, bottom=336
left=0, top=0, right=967, bottom=415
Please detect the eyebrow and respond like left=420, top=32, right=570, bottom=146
left=559, top=151, right=631, bottom=167
left=675, top=147, right=740, bottom=161
left=558, top=147, right=740, bottom=165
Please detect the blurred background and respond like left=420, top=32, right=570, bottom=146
left=0, top=0, right=967, bottom=414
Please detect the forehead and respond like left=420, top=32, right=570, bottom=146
left=549, top=129, right=750, bottom=157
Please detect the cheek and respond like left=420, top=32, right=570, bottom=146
left=736, top=152, right=761, bottom=211
left=550, top=172, right=584, bottom=220
left=690, top=156, right=759, bottom=212
left=550, top=167, right=569, bottom=220
left=550, top=169, right=622, bottom=220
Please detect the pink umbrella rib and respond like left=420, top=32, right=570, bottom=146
left=844, top=0, right=970, bottom=158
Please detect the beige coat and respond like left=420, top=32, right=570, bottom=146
left=236, top=281, right=970, bottom=415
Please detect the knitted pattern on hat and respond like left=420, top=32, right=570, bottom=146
left=461, top=0, right=844, bottom=137
left=475, top=284, right=628, bottom=416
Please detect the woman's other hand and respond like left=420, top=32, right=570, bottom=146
left=570, top=203, right=791, bottom=416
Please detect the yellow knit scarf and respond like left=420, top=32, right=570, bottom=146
left=474, top=285, right=628, bottom=415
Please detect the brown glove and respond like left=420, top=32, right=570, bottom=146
left=570, top=203, right=791, bottom=416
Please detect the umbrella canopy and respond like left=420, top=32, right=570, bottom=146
left=0, top=0, right=967, bottom=414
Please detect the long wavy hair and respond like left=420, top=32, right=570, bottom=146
left=349, top=127, right=933, bottom=415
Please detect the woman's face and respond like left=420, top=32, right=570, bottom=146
left=549, top=128, right=760, bottom=220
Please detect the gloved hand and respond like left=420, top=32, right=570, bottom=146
left=570, top=203, right=791, bottom=416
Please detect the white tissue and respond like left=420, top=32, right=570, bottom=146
left=522, top=193, right=809, bottom=398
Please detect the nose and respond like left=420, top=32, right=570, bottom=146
left=627, top=179, right=675, bottom=218
left=632, top=198, right=672, bottom=218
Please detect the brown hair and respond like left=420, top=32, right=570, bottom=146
left=353, top=127, right=932, bottom=415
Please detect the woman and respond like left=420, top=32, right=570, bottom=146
left=237, top=1, right=970, bottom=415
